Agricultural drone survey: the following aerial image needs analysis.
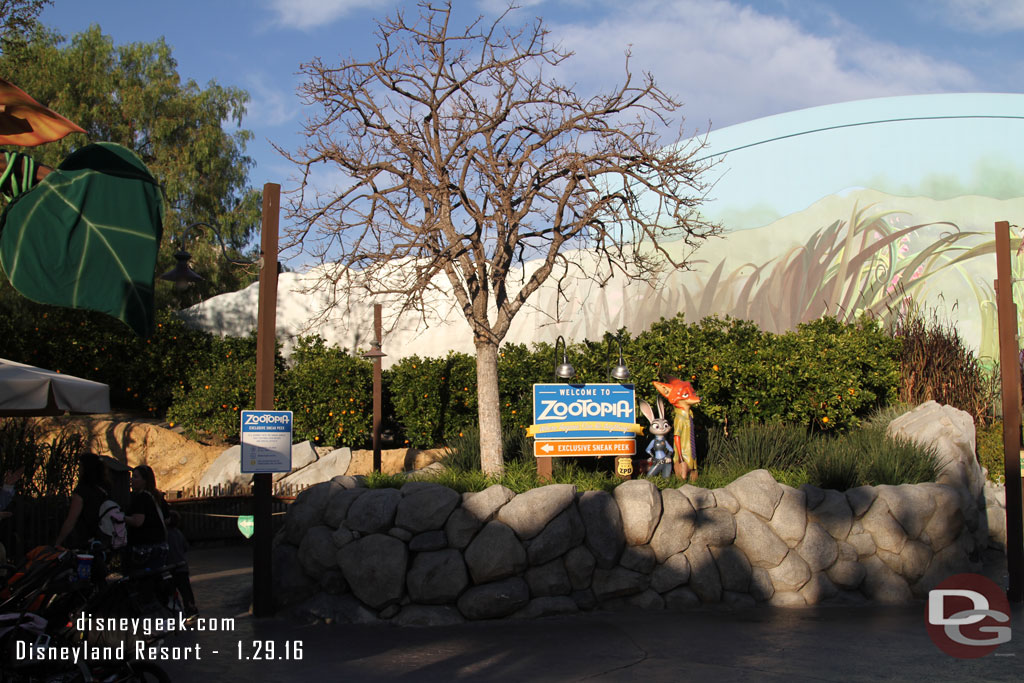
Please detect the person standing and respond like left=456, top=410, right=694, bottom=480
left=55, top=454, right=109, bottom=549
left=125, top=465, right=168, bottom=571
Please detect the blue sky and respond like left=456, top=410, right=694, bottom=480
left=38, top=0, right=1024, bottom=240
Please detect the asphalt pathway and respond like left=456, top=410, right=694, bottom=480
left=153, top=544, right=1023, bottom=682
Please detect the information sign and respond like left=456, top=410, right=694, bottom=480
left=529, top=383, right=640, bottom=457
left=240, top=410, right=293, bottom=474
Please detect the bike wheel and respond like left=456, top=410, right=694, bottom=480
left=121, top=660, right=171, bottom=682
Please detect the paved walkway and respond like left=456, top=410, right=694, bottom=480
left=154, top=544, right=1023, bottom=682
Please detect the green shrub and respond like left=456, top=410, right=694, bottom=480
left=805, top=437, right=862, bottom=490
left=387, top=353, right=478, bottom=448
left=282, top=336, right=373, bottom=447
left=975, top=421, right=1006, bottom=484
left=706, top=423, right=810, bottom=472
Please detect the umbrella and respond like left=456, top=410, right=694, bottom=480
left=0, top=358, right=110, bottom=417
left=0, top=77, right=85, bottom=146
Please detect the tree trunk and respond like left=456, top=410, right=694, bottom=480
left=475, top=339, right=504, bottom=476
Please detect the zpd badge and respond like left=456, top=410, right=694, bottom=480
left=616, top=457, right=633, bottom=477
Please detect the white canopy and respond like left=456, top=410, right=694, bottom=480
left=0, top=358, right=110, bottom=417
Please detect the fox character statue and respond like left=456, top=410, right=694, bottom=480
left=652, top=377, right=701, bottom=481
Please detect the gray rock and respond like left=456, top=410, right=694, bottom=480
left=690, top=506, right=736, bottom=549
left=513, top=596, right=579, bottom=619
left=198, top=445, right=252, bottom=489
left=497, top=484, right=576, bottom=540
left=914, top=540, right=974, bottom=594
left=770, top=485, right=807, bottom=547
left=444, top=507, right=482, bottom=550
left=295, top=479, right=343, bottom=514
left=527, top=506, right=586, bottom=565
left=711, top=545, right=752, bottom=593
left=860, top=497, right=908, bottom=554
left=318, top=569, right=347, bottom=595
left=797, top=521, right=839, bottom=573
left=330, top=474, right=362, bottom=489
left=284, top=502, right=321, bottom=546
left=712, top=487, right=740, bottom=513
left=323, top=488, right=368, bottom=528
left=331, top=527, right=355, bottom=548
left=457, top=578, right=530, bottom=620
left=464, top=521, right=527, bottom=584
left=273, top=543, right=316, bottom=606
left=651, top=553, right=691, bottom=593
left=888, top=402, right=982, bottom=498
left=861, top=555, right=912, bottom=604
left=877, top=484, right=935, bottom=540
left=396, top=483, right=461, bottom=533
left=750, top=567, right=775, bottom=602
left=679, top=484, right=717, bottom=510
left=808, top=489, right=853, bottom=541
left=394, top=605, right=466, bottom=627
left=338, top=533, right=408, bottom=609
left=279, top=448, right=352, bottom=489
left=406, top=549, right=469, bottom=604
left=847, top=531, right=876, bottom=557
left=920, top=484, right=965, bottom=550
left=826, top=560, right=866, bottom=590
left=620, top=545, right=657, bottom=574
left=835, top=540, right=857, bottom=562
left=388, top=527, right=412, bottom=542
left=768, top=591, right=807, bottom=607
left=726, top=469, right=783, bottom=519
left=613, top=479, right=663, bottom=545
left=845, top=486, right=877, bottom=518
left=800, top=484, right=826, bottom=510
left=734, top=509, right=789, bottom=568
left=525, top=559, right=572, bottom=597
left=592, top=566, right=650, bottom=600
left=378, top=604, right=400, bottom=620
left=571, top=589, right=598, bottom=611
left=663, top=587, right=701, bottom=610
left=799, top=573, right=838, bottom=606
left=603, top=588, right=665, bottom=611
left=409, top=530, right=447, bottom=552
left=462, top=485, right=515, bottom=523
left=767, top=550, right=811, bottom=592
left=564, top=545, right=596, bottom=590
left=649, top=488, right=696, bottom=562
left=345, top=488, right=402, bottom=534
left=897, top=539, right=933, bottom=582
left=684, top=543, right=722, bottom=603
left=579, top=490, right=626, bottom=568
left=293, top=592, right=378, bottom=625
left=298, top=525, right=339, bottom=575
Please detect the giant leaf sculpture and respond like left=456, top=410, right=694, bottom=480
left=0, top=142, right=164, bottom=336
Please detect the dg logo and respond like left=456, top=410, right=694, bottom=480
left=926, top=573, right=1011, bottom=658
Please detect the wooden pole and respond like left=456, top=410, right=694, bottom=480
left=994, top=220, right=1023, bottom=602
left=252, top=183, right=280, bottom=617
left=373, top=304, right=383, bottom=473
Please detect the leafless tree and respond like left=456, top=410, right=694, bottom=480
left=283, top=2, right=719, bottom=475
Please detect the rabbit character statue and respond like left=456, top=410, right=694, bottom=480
left=640, top=397, right=674, bottom=478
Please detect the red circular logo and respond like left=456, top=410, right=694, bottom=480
left=926, top=573, right=1011, bottom=658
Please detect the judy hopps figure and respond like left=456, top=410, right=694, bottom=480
left=640, top=398, right=674, bottom=478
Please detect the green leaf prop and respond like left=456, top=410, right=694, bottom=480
left=0, top=142, right=164, bottom=336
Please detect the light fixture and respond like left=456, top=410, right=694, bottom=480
left=159, top=221, right=261, bottom=290
left=554, top=335, right=575, bottom=380
left=608, top=336, right=630, bottom=381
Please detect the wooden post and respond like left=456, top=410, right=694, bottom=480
left=252, top=182, right=280, bottom=617
left=372, top=304, right=383, bottom=474
left=994, top=220, right=1023, bottom=603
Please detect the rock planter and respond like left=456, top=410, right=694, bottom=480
left=274, top=401, right=1003, bottom=625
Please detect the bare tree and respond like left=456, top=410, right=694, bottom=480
left=283, top=2, right=719, bottom=475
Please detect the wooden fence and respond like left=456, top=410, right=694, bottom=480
left=0, top=481, right=309, bottom=561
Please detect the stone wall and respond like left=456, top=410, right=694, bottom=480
left=273, top=402, right=1002, bottom=625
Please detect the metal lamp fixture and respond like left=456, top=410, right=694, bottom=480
left=554, top=335, right=575, bottom=380
left=159, top=221, right=262, bottom=290
left=608, top=336, right=630, bottom=381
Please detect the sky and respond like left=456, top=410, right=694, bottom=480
left=37, top=0, right=1024, bottom=254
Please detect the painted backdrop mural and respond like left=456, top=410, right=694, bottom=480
left=183, top=93, right=1024, bottom=364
